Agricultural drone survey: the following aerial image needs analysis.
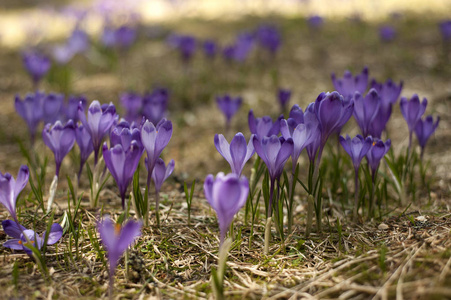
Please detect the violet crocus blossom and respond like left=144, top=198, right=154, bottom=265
left=339, top=134, right=373, bottom=220
left=142, top=88, right=169, bottom=126
left=75, top=124, right=94, bottom=179
left=278, top=89, right=292, bottom=112
left=307, top=15, right=324, bottom=29
left=415, top=115, right=440, bottom=158
left=255, top=25, right=281, bottom=55
left=97, top=216, right=141, bottom=297
left=67, top=28, right=89, bottom=54
left=280, top=120, right=315, bottom=173
left=120, top=92, right=142, bottom=123
left=331, top=67, right=369, bottom=100
left=304, top=103, right=321, bottom=164
left=216, top=95, right=242, bottom=130
left=204, top=173, right=249, bottom=246
left=400, top=94, right=427, bottom=149
left=151, top=158, right=175, bottom=226
left=168, top=34, right=197, bottom=63
left=2, top=220, right=63, bottom=256
left=102, top=128, right=143, bottom=208
left=78, top=100, right=117, bottom=165
left=440, top=20, right=451, bottom=41
left=22, top=50, right=51, bottom=88
left=248, top=110, right=283, bottom=138
left=14, top=92, right=43, bottom=144
left=214, top=133, right=255, bottom=176
left=353, top=89, right=380, bottom=137
left=43, top=93, right=65, bottom=124
left=203, top=40, right=218, bottom=58
left=42, top=120, right=76, bottom=177
left=0, top=165, right=29, bottom=222
left=366, top=138, right=391, bottom=181
left=379, top=26, right=396, bottom=42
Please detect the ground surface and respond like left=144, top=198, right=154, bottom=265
left=0, top=4, right=451, bottom=300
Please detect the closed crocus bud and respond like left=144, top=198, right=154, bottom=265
left=366, top=138, right=391, bottom=180
left=339, top=135, right=373, bottom=171
left=248, top=110, right=283, bottom=139
left=14, top=93, right=43, bottom=143
left=415, top=115, right=439, bottom=156
left=439, top=20, right=451, bottom=41
left=255, top=25, right=281, bottom=55
left=304, top=103, right=321, bottom=164
left=204, top=173, right=249, bottom=246
left=120, top=92, right=142, bottom=123
left=42, top=120, right=76, bottom=176
left=142, top=88, right=169, bottom=126
left=353, top=89, right=380, bottom=137
left=43, top=93, right=65, bottom=124
left=214, top=133, right=255, bottom=176
left=278, top=89, right=292, bottom=112
left=152, top=158, right=175, bottom=193
left=331, top=67, right=369, bottom=101
left=216, top=95, right=242, bottom=127
left=75, top=124, right=94, bottom=179
left=0, top=165, right=29, bottom=222
left=203, top=40, right=218, bottom=58
left=400, top=94, right=427, bottom=134
left=66, top=95, right=87, bottom=123
left=22, top=50, right=51, bottom=86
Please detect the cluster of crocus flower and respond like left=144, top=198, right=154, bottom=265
left=120, top=88, right=169, bottom=125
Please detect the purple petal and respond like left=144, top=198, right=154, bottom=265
left=2, top=220, right=27, bottom=239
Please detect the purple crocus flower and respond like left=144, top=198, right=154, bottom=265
left=66, top=95, right=87, bottom=123
left=152, top=158, right=175, bottom=193
left=42, top=120, right=76, bottom=176
left=400, top=94, right=427, bottom=149
left=222, top=44, right=236, bottom=62
left=78, top=101, right=117, bottom=165
left=214, top=133, right=255, bottom=176
left=353, top=89, right=380, bottom=137
left=339, top=134, right=372, bottom=220
left=203, top=40, right=218, bottom=58
left=415, top=115, right=440, bottom=158
left=22, top=50, right=51, bottom=87
left=379, top=26, right=396, bottom=42
left=248, top=110, right=283, bottom=138
left=43, top=93, right=65, bottom=124
left=140, top=119, right=173, bottom=184
left=52, top=44, right=74, bottom=64
left=103, top=127, right=143, bottom=209
left=142, top=88, right=169, bottom=126
left=366, top=138, right=391, bottom=181
left=331, top=67, right=369, bottom=100
left=14, top=92, right=43, bottom=143
left=278, top=89, right=291, bottom=112
left=304, top=103, right=321, bottom=164
left=115, top=25, right=137, bottom=49
left=67, top=28, right=90, bottom=54
left=168, top=34, right=197, bottom=63
left=255, top=25, right=281, bottom=55
left=75, top=124, right=94, bottom=179
left=120, top=92, right=143, bottom=123
left=439, top=20, right=451, bottom=41
left=0, top=165, right=29, bottom=222
left=216, top=95, right=242, bottom=129
left=204, top=173, right=249, bottom=246
left=233, top=32, right=254, bottom=62
left=307, top=15, right=324, bottom=29
left=2, top=220, right=63, bottom=256
left=97, top=216, right=141, bottom=297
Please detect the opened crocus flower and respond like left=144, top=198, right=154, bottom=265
left=120, top=92, right=142, bottom=123
left=204, top=173, right=249, bottom=246
left=22, top=50, right=51, bottom=88
left=214, top=133, right=255, bottom=176
left=415, top=115, right=440, bottom=158
left=248, top=110, right=283, bottom=139
left=151, top=158, right=175, bottom=226
left=42, top=93, right=65, bottom=124
left=75, top=124, right=94, bottom=180
left=142, top=88, right=169, bottom=126
left=42, top=120, right=76, bottom=212
left=2, top=220, right=63, bottom=256
left=353, top=89, right=380, bottom=137
left=102, top=129, right=143, bottom=209
left=0, top=165, right=29, bottom=222
left=339, top=134, right=373, bottom=220
left=216, top=95, right=242, bottom=131
left=97, top=216, right=142, bottom=298
left=400, top=94, right=427, bottom=149
left=331, top=67, right=368, bottom=100
left=277, top=89, right=292, bottom=113
left=14, top=92, right=44, bottom=144
left=280, top=121, right=316, bottom=173
left=78, top=100, right=117, bottom=165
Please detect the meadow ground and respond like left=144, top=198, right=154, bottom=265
left=0, top=6, right=450, bottom=300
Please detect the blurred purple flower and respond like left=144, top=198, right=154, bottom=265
left=78, top=101, right=117, bottom=165
left=307, top=15, right=324, bottom=29
left=214, top=133, right=255, bottom=176
left=304, top=103, right=321, bottom=164
left=366, top=138, right=391, bottom=180
left=2, top=220, right=62, bottom=256
left=204, top=173, right=249, bottom=245
left=14, top=92, right=44, bottom=143
left=353, top=89, right=380, bottom=137
left=216, top=95, right=242, bottom=128
left=142, top=88, right=169, bottom=126
left=67, top=28, right=90, bottom=54
left=280, top=120, right=316, bottom=172
left=120, top=92, right=142, bottom=123
left=152, top=158, right=175, bottom=193
left=75, top=124, right=94, bottom=179
left=439, top=20, right=451, bottom=41
left=379, top=26, right=396, bottom=42
left=97, top=216, right=141, bottom=295
left=102, top=25, right=136, bottom=49
left=415, top=115, right=439, bottom=157
left=277, top=89, right=291, bottom=112
left=0, top=165, right=29, bottom=222
left=22, top=50, right=51, bottom=87
left=339, top=135, right=372, bottom=171
left=255, top=25, right=281, bottom=55
left=43, top=93, right=64, bottom=124
left=66, top=95, right=87, bottom=123
left=42, top=120, right=76, bottom=176
left=400, top=94, right=427, bottom=135
left=233, top=32, right=254, bottom=62
left=331, top=67, right=369, bottom=100
left=168, top=34, right=196, bottom=63
left=52, top=44, right=75, bottom=65
left=203, top=40, right=218, bottom=58
left=248, top=110, right=283, bottom=138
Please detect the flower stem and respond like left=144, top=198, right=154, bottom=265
left=353, top=168, right=359, bottom=222
left=305, top=194, right=314, bottom=238
left=264, top=217, right=272, bottom=255
left=46, top=175, right=58, bottom=213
